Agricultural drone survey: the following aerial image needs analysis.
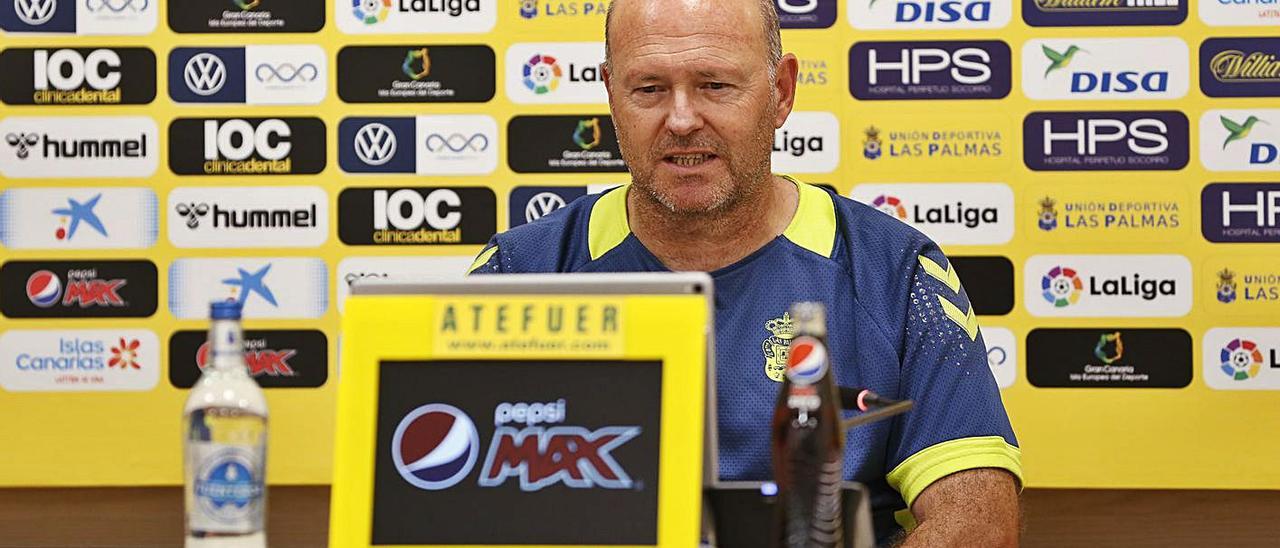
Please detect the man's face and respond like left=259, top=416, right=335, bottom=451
left=604, top=0, right=790, bottom=215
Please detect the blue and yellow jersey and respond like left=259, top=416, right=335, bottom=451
left=469, top=177, right=1021, bottom=541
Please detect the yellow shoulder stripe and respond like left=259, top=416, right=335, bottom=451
left=587, top=185, right=631, bottom=260
left=937, top=295, right=980, bottom=341
left=780, top=175, right=836, bottom=259
left=887, top=436, right=1023, bottom=530
left=467, top=245, right=498, bottom=274
left=918, top=255, right=961, bottom=293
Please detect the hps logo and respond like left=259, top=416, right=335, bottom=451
left=849, top=0, right=1012, bottom=29
left=849, top=40, right=1011, bottom=100
left=1025, top=255, right=1191, bottom=317
left=1023, top=111, right=1189, bottom=171
left=776, top=0, right=837, bottom=28
left=1200, top=110, right=1280, bottom=172
left=1201, top=183, right=1280, bottom=243
left=1022, top=38, right=1189, bottom=100
left=392, top=400, right=640, bottom=492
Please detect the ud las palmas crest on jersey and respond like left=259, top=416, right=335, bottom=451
left=762, top=312, right=796, bottom=382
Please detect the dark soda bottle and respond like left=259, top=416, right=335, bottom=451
left=772, top=302, right=845, bottom=548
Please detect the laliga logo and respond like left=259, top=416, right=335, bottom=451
left=392, top=400, right=641, bottom=492
left=785, top=336, right=828, bottom=385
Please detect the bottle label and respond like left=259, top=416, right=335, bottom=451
left=190, top=443, right=264, bottom=533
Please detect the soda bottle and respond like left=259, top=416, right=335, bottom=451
left=183, top=301, right=268, bottom=547
left=772, top=302, right=846, bottom=548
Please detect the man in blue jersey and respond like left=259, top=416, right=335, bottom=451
left=470, top=0, right=1021, bottom=544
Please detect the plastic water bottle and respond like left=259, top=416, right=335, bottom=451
left=183, top=301, right=268, bottom=547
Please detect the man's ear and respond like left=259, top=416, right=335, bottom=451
left=774, top=53, right=799, bottom=128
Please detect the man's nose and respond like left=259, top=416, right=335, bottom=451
left=664, top=87, right=705, bottom=136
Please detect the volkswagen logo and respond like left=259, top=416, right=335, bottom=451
left=354, top=123, right=397, bottom=166
left=184, top=53, right=227, bottom=96
left=14, top=0, right=57, bottom=25
left=524, top=192, right=567, bottom=223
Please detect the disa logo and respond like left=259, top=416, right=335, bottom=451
left=1022, top=38, right=1189, bottom=100
left=849, top=0, right=1012, bottom=29
left=392, top=400, right=640, bottom=492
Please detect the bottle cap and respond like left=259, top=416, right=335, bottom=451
left=210, top=300, right=243, bottom=320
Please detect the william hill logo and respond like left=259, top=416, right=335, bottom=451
left=1209, top=49, right=1280, bottom=84
left=1201, top=38, right=1280, bottom=98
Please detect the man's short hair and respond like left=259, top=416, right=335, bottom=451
left=603, top=0, right=783, bottom=77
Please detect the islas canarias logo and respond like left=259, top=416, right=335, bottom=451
left=393, top=401, right=640, bottom=492
left=1220, top=338, right=1263, bottom=381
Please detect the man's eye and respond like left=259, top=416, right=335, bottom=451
left=705, top=82, right=727, bottom=90
left=636, top=85, right=659, bottom=94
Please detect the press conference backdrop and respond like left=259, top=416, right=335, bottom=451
left=0, top=0, right=1277, bottom=490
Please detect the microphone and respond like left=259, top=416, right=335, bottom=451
left=838, top=387, right=902, bottom=412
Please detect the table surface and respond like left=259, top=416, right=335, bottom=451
left=1, top=486, right=1277, bottom=547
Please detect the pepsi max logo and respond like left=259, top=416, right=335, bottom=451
left=392, top=403, right=480, bottom=490
left=2, top=260, right=157, bottom=318
left=168, top=329, right=327, bottom=389
left=25, top=270, right=62, bottom=307
left=785, top=335, right=828, bottom=385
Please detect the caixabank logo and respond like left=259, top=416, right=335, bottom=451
left=772, top=111, right=839, bottom=174
left=1199, top=0, right=1279, bottom=26
left=169, top=117, right=326, bottom=176
left=1022, top=38, right=1190, bottom=100
left=169, top=329, right=328, bottom=389
left=168, top=0, right=325, bottom=33
left=337, top=256, right=473, bottom=312
left=1027, top=328, right=1192, bottom=388
left=371, top=360, right=660, bottom=545
left=505, top=42, right=606, bottom=105
left=168, top=46, right=326, bottom=104
left=1030, top=185, right=1185, bottom=243
left=1024, top=254, right=1191, bottom=317
left=1022, top=0, right=1186, bottom=26
left=850, top=183, right=1013, bottom=245
left=0, top=0, right=157, bottom=34
left=1201, top=183, right=1280, bottom=243
left=168, top=257, right=328, bottom=320
left=339, top=116, right=498, bottom=175
left=338, top=187, right=497, bottom=246
left=849, top=41, right=1011, bottom=100
left=776, top=0, right=837, bottom=28
left=1203, top=329, right=1280, bottom=390
left=0, top=187, right=157, bottom=250
left=0, top=116, right=157, bottom=178
left=337, top=45, right=495, bottom=103
left=1023, top=111, right=1189, bottom=171
left=0, top=259, right=157, bottom=318
left=1200, top=110, right=1280, bottom=172
left=1201, top=38, right=1280, bottom=98
left=0, top=47, right=155, bottom=105
left=169, top=117, right=325, bottom=175
left=848, top=0, right=1011, bottom=29
left=338, top=0, right=495, bottom=34
left=167, top=186, right=329, bottom=249
left=0, top=329, right=159, bottom=392
left=507, top=115, right=626, bottom=173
